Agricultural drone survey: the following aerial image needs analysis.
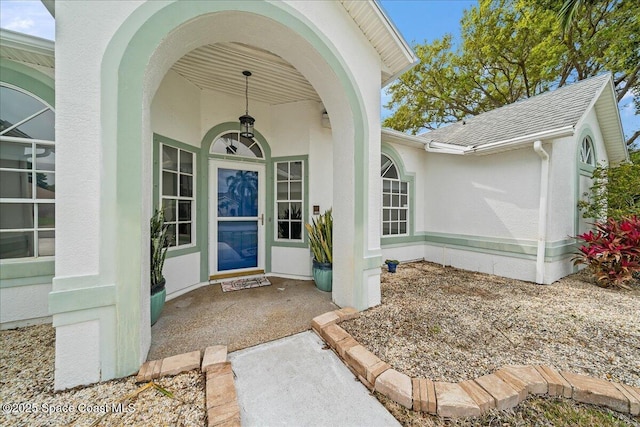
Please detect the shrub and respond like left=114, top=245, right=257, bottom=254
left=578, top=150, right=640, bottom=221
left=573, top=216, right=640, bottom=289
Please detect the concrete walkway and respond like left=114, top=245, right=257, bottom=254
left=229, top=331, right=400, bottom=427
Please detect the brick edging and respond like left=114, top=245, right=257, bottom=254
left=136, top=345, right=241, bottom=426
left=312, top=309, right=640, bottom=418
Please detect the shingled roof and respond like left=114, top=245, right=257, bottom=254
left=419, top=73, right=627, bottom=163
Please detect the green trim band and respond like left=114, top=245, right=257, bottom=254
left=0, top=259, right=54, bottom=280
left=49, top=284, right=116, bottom=315
left=0, top=59, right=55, bottom=107
left=363, top=255, right=383, bottom=270
left=382, top=231, right=577, bottom=262
left=0, top=276, right=53, bottom=288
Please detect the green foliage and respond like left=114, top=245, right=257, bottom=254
left=573, top=216, right=640, bottom=289
left=305, top=209, right=332, bottom=264
left=384, top=0, right=639, bottom=146
left=578, top=151, right=640, bottom=220
left=150, top=209, right=169, bottom=292
left=384, top=259, right=399, bottom=265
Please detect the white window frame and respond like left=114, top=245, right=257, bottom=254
left=160, top=143, right=196, bottom=249
left=275, top=160, right=304, bottom=242
left=0, top=83, right=55, bottom=259
left=381, top=154, right=409, bottom=237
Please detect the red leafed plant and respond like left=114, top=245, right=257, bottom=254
left=573, top=216, right=640, bottom=289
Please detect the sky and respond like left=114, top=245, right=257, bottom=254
left=0, top=0, right=637, bottom=138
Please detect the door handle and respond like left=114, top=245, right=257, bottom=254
left=260, top=213, right=264, bottom=225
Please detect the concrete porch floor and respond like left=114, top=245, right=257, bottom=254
left=148, top=277, right=339, bottom=360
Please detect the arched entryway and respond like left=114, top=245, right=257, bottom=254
left=89, top=1, right=382, bottom=381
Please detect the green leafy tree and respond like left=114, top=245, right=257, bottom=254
left=578, top=151, right=640, bottom=220
left=384, top=0, right=639, bottom=146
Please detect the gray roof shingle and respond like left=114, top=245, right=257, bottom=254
left=420, top=74, right=611, bottom=147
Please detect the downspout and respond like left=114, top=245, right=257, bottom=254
left=533, top=140, right=549, bottom=284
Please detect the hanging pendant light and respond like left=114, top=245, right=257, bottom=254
left=239, top=70, right=255, bottom=139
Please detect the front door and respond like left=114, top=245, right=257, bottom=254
left=209, top=161, right=265, bottom=277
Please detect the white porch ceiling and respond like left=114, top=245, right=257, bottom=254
left=171, top=42, right=322, bottom=106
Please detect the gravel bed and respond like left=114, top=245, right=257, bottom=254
left=342, top=261, right=640, bottom=388
left=0, top=324, right=205, bottom=427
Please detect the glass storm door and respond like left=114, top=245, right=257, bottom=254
left=210, top=161, right=265, bottom=275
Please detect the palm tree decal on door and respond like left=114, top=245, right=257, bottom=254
left=226, top=170, right=258, bottom=216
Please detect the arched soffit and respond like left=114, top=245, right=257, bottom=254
left=202, top=122, right=272, bottom=161
left=103, top=1, right=369, bottom=151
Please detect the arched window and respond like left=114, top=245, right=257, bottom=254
left=579, top=136, right=595, bottom=166
left=211, top=132, right=263, bottom=159
left=381, top=154, right=408, bottom=236
left=0, top=84, right=55, bottom=259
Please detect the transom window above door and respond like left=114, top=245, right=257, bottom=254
left=211, top=132, right=264, bottom=159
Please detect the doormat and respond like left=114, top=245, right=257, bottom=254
left=220, top=277, right=271, bottom=292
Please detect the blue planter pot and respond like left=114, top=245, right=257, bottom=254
left=312, top=260, right=332, bottom=292
left=150, top=285, right=166, bottom=326
left=386, top=262, right=398, bottom=273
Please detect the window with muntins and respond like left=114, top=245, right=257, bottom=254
left=276, top=161, right=303, bottom=241
left=0, top=84, right=55, bottom=259
left=161, top=144, right=195, bottom=247
left=580, top=136, right=596, bottom=166
left=381, top=154, right=408, bottom=236
left=211, top=132, right=264, bottom=159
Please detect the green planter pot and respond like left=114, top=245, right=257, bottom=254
left=312, top=260, right=332, bottom=292
left=150, top=283, right=166, bottom=326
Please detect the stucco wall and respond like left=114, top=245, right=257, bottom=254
left=0, top=283, right=51, bottom=328
left=151, top=70, right=201, bottom=147
left=423, top=146, right=541, bottom=240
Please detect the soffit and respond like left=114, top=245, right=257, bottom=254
left=0, top=29, right=54, bottom=69
left=340, top=0, right=417, bottom=86
left=170, top=42, right=321, bottom=106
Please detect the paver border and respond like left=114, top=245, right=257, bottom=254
left=312, top=308, right=640, bottom=419
left=136, top=345, right=241, bottom=427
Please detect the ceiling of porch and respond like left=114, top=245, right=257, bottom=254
left=170, top=42, right=322, bottom=106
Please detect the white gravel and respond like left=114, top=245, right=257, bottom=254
left=0, top=325, right=206, bottom=427
left=342, top=261, right=640, bottom=388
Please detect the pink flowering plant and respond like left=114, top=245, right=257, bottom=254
left=573, top=216, right=640, bottom=289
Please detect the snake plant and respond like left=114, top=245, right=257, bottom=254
left=305, top=208, right=333, bottom=264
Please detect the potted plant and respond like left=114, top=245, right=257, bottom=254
left=305, top=208, right=333, bottom=292
left=150, top=209, right=169, bottom=325
left=385, top=259, right=400, bottom=273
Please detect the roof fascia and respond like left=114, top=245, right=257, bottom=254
left=41, top=0, right=55, bottom=18
left=0, top=29, right=55, bottom=56
left=470, top=126, right=575, bottom=155
left=425, top=141, right=470, bottom=155
left=424, top=125, right=575, bottom=156
left=371, top=0, right=417, bottom=67
left=382, top=58, right=418, bottom=88
left=381, top=127, right=427, bottom=149
left=573, top=74, right=628, bottom=164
